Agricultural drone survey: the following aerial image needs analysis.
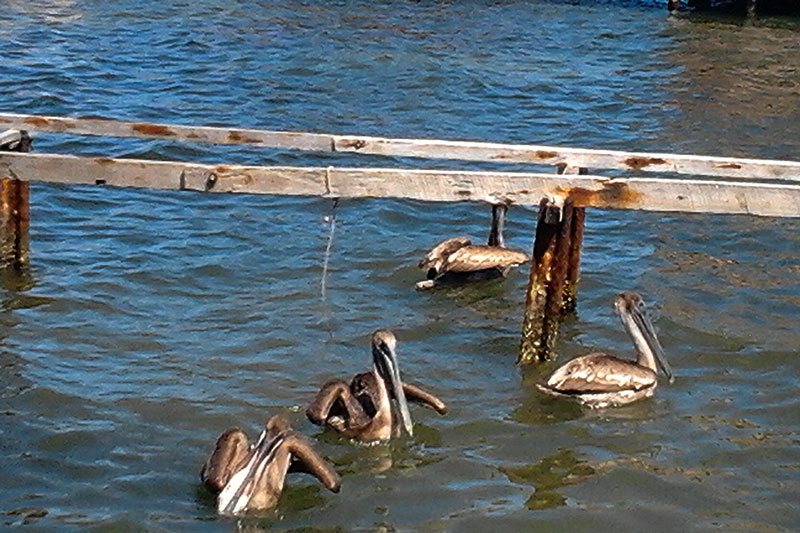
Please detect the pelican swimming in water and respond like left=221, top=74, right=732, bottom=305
left=201, top=415, right=340, bottom=515
left=306, top=329, right=447, bottom=442
left=416, top=204, right=529, bottom=290
left=537, top=292, right=674, bottom=408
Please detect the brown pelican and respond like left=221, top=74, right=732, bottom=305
left=201, top=415, right=340, bottom=515
left=537, top=292, right=674, bottom=408
left=0, top=129, right=32, bottom=152
left=306, top=329, right=447, bottom=442
left=416, top=204, right=529, bottom=289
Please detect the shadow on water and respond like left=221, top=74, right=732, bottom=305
left=500, top=448, right=597, bottom=510
left=314, top=424, right=445, bottom=476
left=0, top=263, right=43, bottom=400
left=194, top=484, right=343, bottom=532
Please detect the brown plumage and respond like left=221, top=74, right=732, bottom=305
left=200, top=415, right=340, bottom=515
left=537, top=292, right=674, bottom=408
left=306, top=329, right=447, bottom=442
left=417, top=204, right=529, bottom=289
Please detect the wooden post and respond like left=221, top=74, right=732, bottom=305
left=519, top=164, right=588, bottom=363
left=519, top=198, right=563, bottom=363
left=1, top=130, right=32, bottom=267
left=559, top=165, right=587, bottom=316
left=746, top=0, right=757, bottom=16
left=562, top=206, right=585, bottom=315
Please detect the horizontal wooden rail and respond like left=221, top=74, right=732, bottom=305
left=2, top=151, right=799, bottom=217
left=2, top=112, right=799, bottom=183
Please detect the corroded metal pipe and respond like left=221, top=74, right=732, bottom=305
left=1, top=129, right=32, bottom=267
left=0, top=177, right=30, bottom=266
left=562, top=206, right=585, bottom=315
left=519, top=195, right=586, bottom=363
left=519, top=199, right=561, bottom=363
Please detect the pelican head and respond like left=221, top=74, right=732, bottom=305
left=371, top=329, right=414, bottom=437
left=614, top=292, right=674, bottom=383
left=215, top=416, right=289, bottom=515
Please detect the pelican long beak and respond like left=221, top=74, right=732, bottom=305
left=619, top=294, right=674, bottom=383
left=216, top=429, right=284, bottom=516
left=373, top=339, right=414, bottom=437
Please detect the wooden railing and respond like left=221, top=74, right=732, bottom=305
left=1, top=113, right=799, bottom=217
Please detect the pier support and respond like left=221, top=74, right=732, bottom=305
left=1, top=130, right=32, bottom=267
left=519, top=167, right=586, bottom=363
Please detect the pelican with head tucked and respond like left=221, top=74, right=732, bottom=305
left=537, top=292, right=674, bottom=408
left=200, top=415, right=340, bottom=515
left=306, top=329, right=447, bottom=442
left=416, top=204, right=530, bottom=290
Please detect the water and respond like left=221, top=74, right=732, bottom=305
left=1, top=1, right=799, bottom=531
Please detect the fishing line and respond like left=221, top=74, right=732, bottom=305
left=321, top=197, right=339, bottom=301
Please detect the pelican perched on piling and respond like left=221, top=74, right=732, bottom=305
left=306, top=329, right=447, bottom=442
left=416, top=204, right=529, bottom=290
left=537, top=292, right=674, bottom=408
left=201, top=415, right=340, bottom=515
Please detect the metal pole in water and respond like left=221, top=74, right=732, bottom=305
left=519, top=168, right=587, bottom=362
left=562, top=205, right=586, bottom=315
left=0, top=130, right=32, bottom=267
left=519, top=198, right=562, bottom=363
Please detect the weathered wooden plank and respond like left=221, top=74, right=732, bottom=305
left=0, top=113, right=333, bottom=152
left=1, top=151, right=800, bottom=217
left=2, top=113, right=799, bottom=183
left=333, top=136, right=800, bottom=183
left=0, top=152, right=327, bottom=195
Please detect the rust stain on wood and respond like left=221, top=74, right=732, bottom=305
left=24, top=116, right=50, bottom=127
left=534, top=150, right=559, bottom=160
left=717, top=163, right=742, bottom=169
left=227, top=131, right=261, bottom=143
left=132, top=123, right=175, bottom=136
left=624, top=156, right=667, bottom=169
left=339, top=139, right=367, bottom=150
left=559, top=181, right=642, bottom=208
left=94, top=158, right=116, bottom=166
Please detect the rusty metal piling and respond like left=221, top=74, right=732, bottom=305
left=1, top=130, right=32, bottom=267
left=519, top=166, right=587, bottom=363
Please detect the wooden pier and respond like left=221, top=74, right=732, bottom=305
left=2, top=113, right=799, bottom=361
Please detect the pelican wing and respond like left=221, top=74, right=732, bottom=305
left=442, top=245, right=529, bottom=273
left=403, top=382, right=447, bottom=414
left=543, top=353, right=657, bottom=394
left=419, top=237, right=471, bottom=271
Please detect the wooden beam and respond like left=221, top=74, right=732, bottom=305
left=1, top=113, right=799, bottom=183
left=1, top=151, right=800, bottom=217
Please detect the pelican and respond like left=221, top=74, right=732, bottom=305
left=0, top=129, right=32, bottom=152
left=306, top=329, right=447, bottom=442
left=200, top=415, right=340, bottom=515
left=537, top=292, right=674, bottom=408
left=416, top=204, right=529, bottom=290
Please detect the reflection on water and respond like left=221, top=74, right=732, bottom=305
left=501, top=448, right=597, bottom=510
left=1, top=0, right=800, bottom=531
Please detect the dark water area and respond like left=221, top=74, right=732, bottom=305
left=1, top=1, right=799, bottom=531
